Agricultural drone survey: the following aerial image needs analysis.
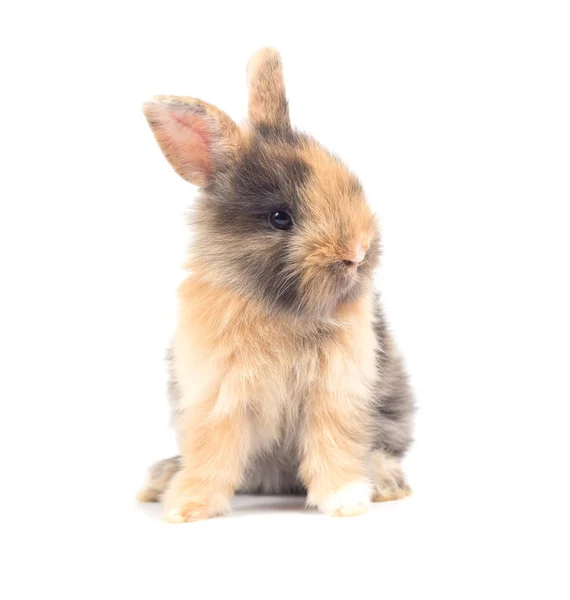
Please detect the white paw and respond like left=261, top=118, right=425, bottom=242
left=319, top=481, right=371, bottom=517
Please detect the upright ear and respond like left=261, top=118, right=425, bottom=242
left=143, top=96, right=241, bottom=187
left=247, top=47, right=291, bottom=135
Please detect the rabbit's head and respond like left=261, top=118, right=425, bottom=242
left=144, top=48, right=380, bottom=319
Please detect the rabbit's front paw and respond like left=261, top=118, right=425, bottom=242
left=164, top=501, right=213, bottom=523
left=316, top=481, right=372, bottom=517
left=162, top=471, right=230, bottom=523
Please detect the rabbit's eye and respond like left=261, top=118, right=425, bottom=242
left=269, top=210, right=293, bottom=231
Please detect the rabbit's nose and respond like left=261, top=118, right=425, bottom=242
left=342, top=244, right=367, bottom=268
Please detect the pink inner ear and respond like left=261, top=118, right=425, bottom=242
left=144, top=101, right=214, bottom=185
left=167, top=110, right=212, bottom=177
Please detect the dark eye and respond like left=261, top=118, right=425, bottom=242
left=269, top=210, right=293, bottom=231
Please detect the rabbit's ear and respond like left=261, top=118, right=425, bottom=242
left=247, top=47, right=290, bottom=134
left=143, top=96, right=241, bottom=186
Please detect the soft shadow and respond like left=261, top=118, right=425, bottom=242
left=231, top=494, right=309, bottom=517
left=135, top=494, right=310, bottom=521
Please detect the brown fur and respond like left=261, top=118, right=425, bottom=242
left=246, top=47, right=289, bottom=133
left=139, top=48, right=415, bottom=521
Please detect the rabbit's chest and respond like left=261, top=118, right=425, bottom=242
left=215, top=323, right=317, bottom=408
left=175, top=275, right=377, bottom=424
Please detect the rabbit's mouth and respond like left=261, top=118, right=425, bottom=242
left=326, top=262, right=366, bottom=301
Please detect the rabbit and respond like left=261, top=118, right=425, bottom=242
left=137, top=47, right=415, bottom=522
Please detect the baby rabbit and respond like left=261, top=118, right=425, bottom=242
left=137, top=48, right=415, bottom=522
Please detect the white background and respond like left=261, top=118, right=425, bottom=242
left=1, top=1, right=569, bottom=598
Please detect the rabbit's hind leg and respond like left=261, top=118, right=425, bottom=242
left=136, top=456, right=181, bottom=503
left=370, top=451, right=412, bottom=503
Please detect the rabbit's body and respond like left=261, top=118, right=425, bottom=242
left=139, top=283, right=413, bottom=507
left=138, top=48, right=415, bottom=521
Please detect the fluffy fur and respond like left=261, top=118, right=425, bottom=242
left=138, top=48, right=415, bottom=521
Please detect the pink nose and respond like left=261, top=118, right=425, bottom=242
left=352, top=245, right=366, bottom=264
left=343, top=244, right=367, bottom=267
